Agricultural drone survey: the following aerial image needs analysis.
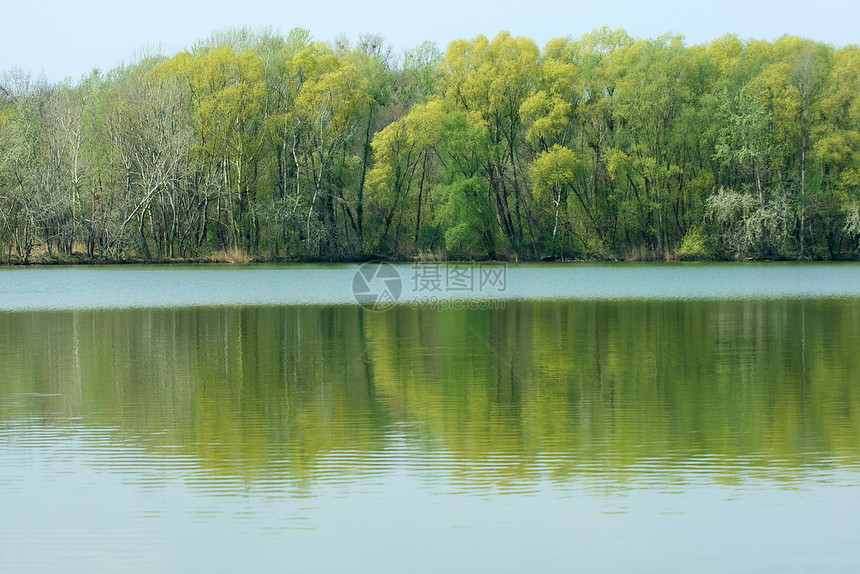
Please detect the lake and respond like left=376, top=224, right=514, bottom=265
left=1, top=263, right=859, bottom=573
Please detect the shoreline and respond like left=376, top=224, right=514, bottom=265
left=2, top=252, right=859, bottom=267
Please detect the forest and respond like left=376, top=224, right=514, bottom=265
left=1, top=27, right=859, bottom=263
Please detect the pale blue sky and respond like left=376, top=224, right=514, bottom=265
left=2, top=0, right=859, bottom=82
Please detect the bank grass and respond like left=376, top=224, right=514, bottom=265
left=414, top=248, right=446, bottom=262
left=622, top=244, right=673, bottom=262
left=209, top=246, right=253, bottom=264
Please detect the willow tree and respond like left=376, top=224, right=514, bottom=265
left=158, top=46, right=267, bottom=251
left=813, top=45, right=860, bottom=254
left=366, top=99, right=446, bottom=254
left=530, top=144, right=580, bottom=250
left=290, top=44, right=369, bottom=256
left=439, top=32, right=540, bottom=255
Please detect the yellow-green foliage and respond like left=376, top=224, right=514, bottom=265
left=676, top=227, right=711, bottom=259
left=3, top=27, right=860, bottom=261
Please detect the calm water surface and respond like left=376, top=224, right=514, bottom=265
left=1, top=264, right=859, bottom=573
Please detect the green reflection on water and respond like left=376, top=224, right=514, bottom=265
left=2, top=299, right=859, bottom=489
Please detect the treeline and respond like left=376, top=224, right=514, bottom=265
left=1, top=27, right=859, bottom=263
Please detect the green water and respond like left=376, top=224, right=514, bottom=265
left=1, top=265, right=859, bottom=572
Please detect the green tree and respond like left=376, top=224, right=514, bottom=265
left=366, top=99, right=446, bottom=254
left=530, top=144, right=579, bottom=248
left=439, top=32, right=540, bottom=255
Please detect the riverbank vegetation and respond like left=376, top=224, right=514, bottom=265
left=1, top=27, right=859, bottom=263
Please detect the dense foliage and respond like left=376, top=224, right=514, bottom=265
left=2, top=27, right=859, bottom=262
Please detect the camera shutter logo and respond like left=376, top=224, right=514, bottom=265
left=352, top=262, right=403, bottom=311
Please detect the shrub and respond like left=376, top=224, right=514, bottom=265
left=676, top=228, right=712, bottom=260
